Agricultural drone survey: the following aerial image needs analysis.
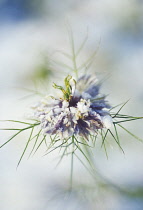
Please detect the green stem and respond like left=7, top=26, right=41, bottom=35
left=70, top=31, right=78, bottom=79
left=70, top=136, right=74, bottom=189
left=73, top=56, right=78, bottom=80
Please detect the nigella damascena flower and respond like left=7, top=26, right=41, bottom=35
left=32, top=75, right=112, bottom=139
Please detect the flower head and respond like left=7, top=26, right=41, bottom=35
left=33, top=75, right=112, bottom=139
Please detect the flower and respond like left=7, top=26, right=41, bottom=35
left=32, top=75, right=112, bottom=139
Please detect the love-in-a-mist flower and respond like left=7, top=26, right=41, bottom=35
left=32, top=75, right=112, bottom=139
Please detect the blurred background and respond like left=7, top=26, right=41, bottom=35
left=0, top=0, right=143, bottom=209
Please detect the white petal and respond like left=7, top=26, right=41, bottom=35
left=62, top=100, right=69, bottom=108
left=103, top=115, right=113, bottom=129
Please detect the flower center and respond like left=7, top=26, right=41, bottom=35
left=62, top=98, right=91, bottom=122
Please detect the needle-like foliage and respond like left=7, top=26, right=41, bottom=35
left=0, top=31, right=142, bottom=190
